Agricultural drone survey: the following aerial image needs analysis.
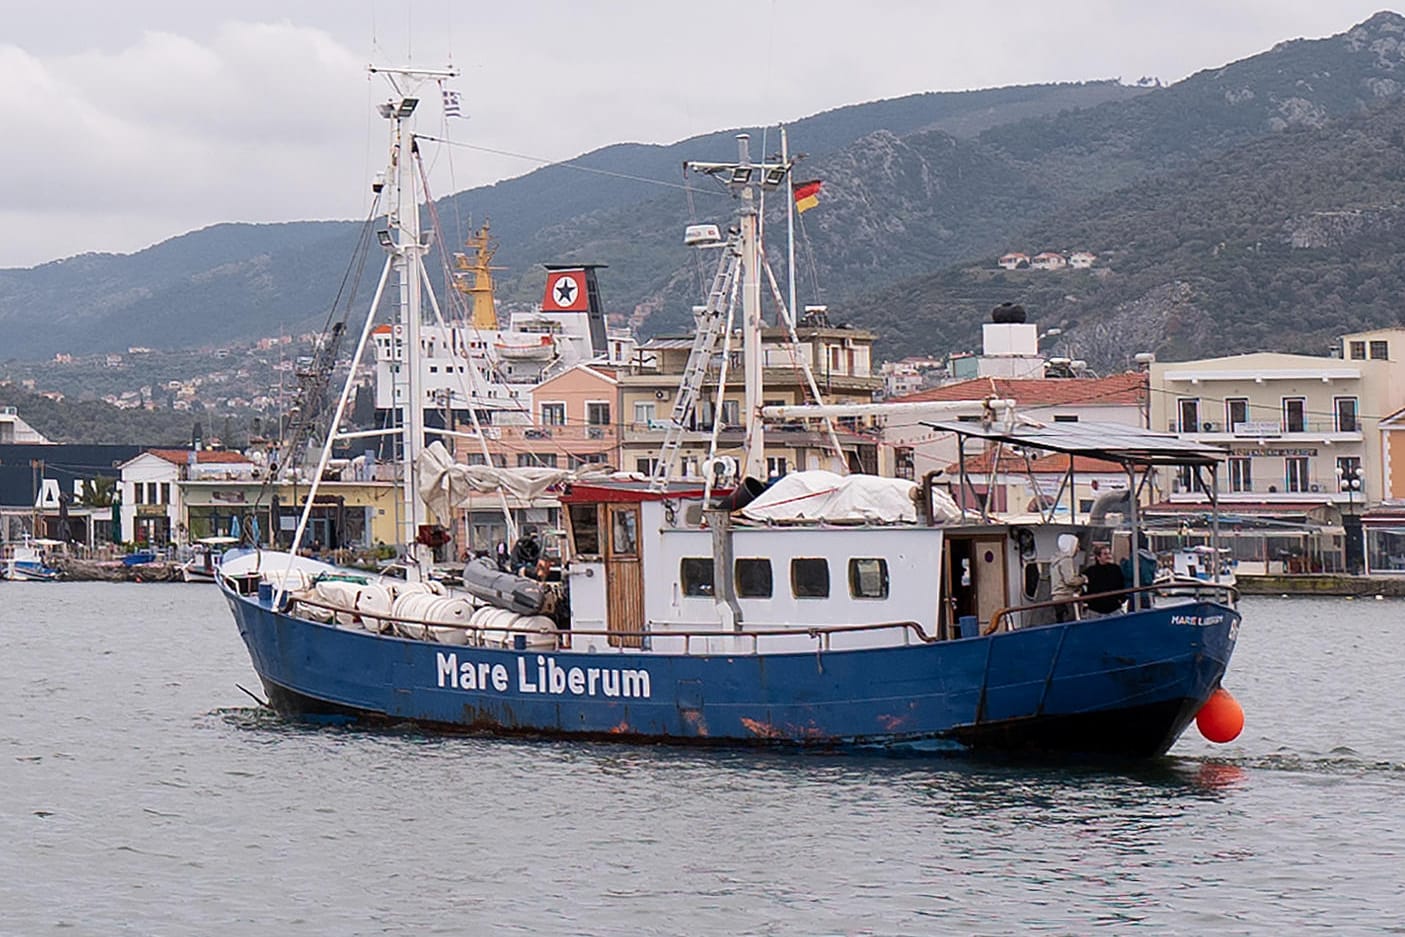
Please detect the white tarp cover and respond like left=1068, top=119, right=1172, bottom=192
left=739, top=470, right=962, bottom=524
left=417, top=441, right=608, bottom=524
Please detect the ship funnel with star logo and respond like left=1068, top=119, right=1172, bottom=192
left=541, top=264, right=608, bottom=351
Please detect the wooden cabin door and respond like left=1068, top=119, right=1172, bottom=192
left=971, top=536, right=1008, bottom=628
left=604, top=503, right=644, bottom=647
left=944, top=536, right=1008, bottom=634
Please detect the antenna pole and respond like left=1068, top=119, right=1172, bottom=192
left=783, top=126, right=797, bottom=330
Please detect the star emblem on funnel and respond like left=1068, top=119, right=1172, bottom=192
left=554, top=277, right=578, bottom=307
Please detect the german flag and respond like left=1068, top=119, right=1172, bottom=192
left=793, top=179, right=822, bottom=213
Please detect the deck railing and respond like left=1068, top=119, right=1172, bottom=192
left=985, top=582, right=1240, bottom=636
left=244, top=584, right=937, bottom=654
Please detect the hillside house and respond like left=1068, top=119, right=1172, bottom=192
left=997, top=252, right=1029, bottom=270
left=1030, top=252, right=1067, bottom=270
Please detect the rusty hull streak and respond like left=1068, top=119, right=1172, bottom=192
left=739, top=716, right=784, bottom=739
left=876, top=713, right=907, bottom=732
left=681, top=710, right=710, bottom=736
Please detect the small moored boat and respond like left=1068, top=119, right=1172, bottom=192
left=181, top=536, right=240, bottom=583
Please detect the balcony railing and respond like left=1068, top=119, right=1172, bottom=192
left=483, top=425, right=617, bottom=443
left=1173, top=478, right=1358, bottom=497
left=1169, top=419, right=1360, bottom=435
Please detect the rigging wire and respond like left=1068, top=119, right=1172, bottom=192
left=244, top=198, right=384, bottom=544
left=414, top=133, right=726, bottom=198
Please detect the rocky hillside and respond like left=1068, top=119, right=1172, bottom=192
left=4, top=12, right=1405, bottom=368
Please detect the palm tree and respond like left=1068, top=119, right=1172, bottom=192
left=78, top=475, right=117, bottom=508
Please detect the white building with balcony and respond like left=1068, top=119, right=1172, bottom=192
left=1149, top=338, right=1405, bottom=505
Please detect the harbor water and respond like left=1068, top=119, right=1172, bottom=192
left=2, top=584, right=1402, bottom=935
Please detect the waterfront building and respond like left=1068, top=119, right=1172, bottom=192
left=616, top=316, right=884, bottom=480
left=1147, top=327, right=1405, bottom=574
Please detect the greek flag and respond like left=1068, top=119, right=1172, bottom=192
left=442, top=88, right=463, bottom=119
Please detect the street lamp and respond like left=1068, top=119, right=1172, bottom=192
left=1336, top=463, right=1364, bottom=503
left=1336, top=463, right=1365, bottom=574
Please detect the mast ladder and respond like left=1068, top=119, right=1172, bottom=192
left=649, top=230, right=743, bottom=489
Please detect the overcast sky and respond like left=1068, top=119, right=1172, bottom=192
left=0, top=1, right=1393, bottom=268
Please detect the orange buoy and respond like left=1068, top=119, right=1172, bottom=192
left=1196, top=687, right=1244, bottom=743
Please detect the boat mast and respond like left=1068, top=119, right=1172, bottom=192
left=370, top=64, right=459, bottom=577
left=686, top=135, right=792, bottom=481
left=737, top=135, right=766, bottom=481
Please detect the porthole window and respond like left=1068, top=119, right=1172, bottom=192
left=680, top=558, right=713, bottom=596
left=848, top=557, right=889, bottom=599
left=791, top=558, right=830, bottom=598
left=735, top=558, right=774, bottom=598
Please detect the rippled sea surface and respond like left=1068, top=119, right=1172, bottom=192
left=2, top=584, right=1403, bottom=935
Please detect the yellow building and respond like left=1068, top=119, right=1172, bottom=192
left=179, top=479, right=403, bottom=550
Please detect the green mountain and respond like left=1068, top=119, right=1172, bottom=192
left=0, top=385, right=208, bottom=447
left=853, top=71, right=1405, bottom=366
left=3, top=11, right=1405, bottom=368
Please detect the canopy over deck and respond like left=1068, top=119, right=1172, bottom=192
left=922, top=420, right=1228, bottom=468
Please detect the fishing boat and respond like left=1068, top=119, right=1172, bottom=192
left=180, top=536, right=240, bottom=583
left=1, top=538, right=63, bottom=581
left=1155, top=545, right=1238, bottom=589
left=221, top=68, right=1242, bottom=758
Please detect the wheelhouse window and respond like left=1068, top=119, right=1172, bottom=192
left=680, top=557, right=713, bottom=596
left=568, top=504, right=599, bottom=555
left=1370, top=340, right=1389, bottom=360
left=1335, top=397, right=1359, bottom=433
left=735, top=558, right=773, bottom=598
left=1350, top=340, right=1367, bottom=360
left=848, top=558, right=889, bottom=599
left=1283, top=398, right=1306, bottom=433
left=611, top=509, right=638, bottom=556
left=790, top=558, right=830, bottom=598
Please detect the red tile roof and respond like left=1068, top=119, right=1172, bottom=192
left=147, top=448, right=252, bottom=465
left=896, top=372, right=1147, bottom=407
left=946, top=449, right=1127, bottom=475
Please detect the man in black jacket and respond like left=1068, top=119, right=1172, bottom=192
left=1082, top=545, right=1126, bottom=617
left=510, top=528, right=542, bottom=577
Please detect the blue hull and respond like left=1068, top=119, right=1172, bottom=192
left=225, top=588, right=1238, bottom=758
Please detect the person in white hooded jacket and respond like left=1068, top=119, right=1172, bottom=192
left=1050, top=533, right=1086, bottom=622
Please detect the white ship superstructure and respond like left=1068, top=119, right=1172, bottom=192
left=373, top=261, right=635, bottom=425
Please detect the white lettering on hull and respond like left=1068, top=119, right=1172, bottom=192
left=438, top=652, right=652, bottom=699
